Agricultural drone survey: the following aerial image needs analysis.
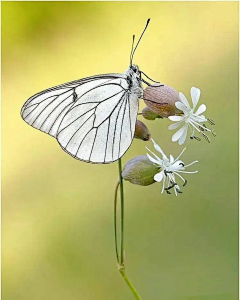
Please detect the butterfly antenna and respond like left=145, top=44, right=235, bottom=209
left=130, top=18, right=150, bottom=65
left=141, top=70, right=160, bottom=83
left=130, top=35, right=135, bottom=67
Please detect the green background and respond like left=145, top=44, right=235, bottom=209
left=2, top=2, right=238, bottom=300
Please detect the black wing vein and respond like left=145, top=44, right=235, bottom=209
left=118, top=97, right=128, bottom=157
left=111, top=94, right=127, bottom=160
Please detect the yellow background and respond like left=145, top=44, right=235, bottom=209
left=2, top=2, right=238, bottom=300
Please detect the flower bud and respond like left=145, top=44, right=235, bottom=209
left=142, top=106, right=163, bottom=121
left=122, top=155, right=159, bottom=186
left=134, top=120, right=151, bottom=141
left=143, top=84, right=181, bottom=118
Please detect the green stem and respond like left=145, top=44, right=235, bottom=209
left=119, top=270, right=141, bottom=300
left=113, top=158, right=142, bottom=300
left=118, top=159, right=124, bottom=265
left=114, top=181, right=120, bottom=264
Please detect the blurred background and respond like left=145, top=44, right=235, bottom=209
left=2, top=2, right=238, bottom=300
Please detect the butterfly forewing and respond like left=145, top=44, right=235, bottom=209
left=21, top=73, right=140, bottom=163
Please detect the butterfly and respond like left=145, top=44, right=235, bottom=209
left=21, top=19, right=160, bottom=164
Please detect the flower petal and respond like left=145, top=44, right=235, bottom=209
left=174, top=148, right=186, bottom=162
left=161, top=176, right=166, bottom=193
left=184, top=160, right=198, bottom=168
left=172, top=125, right=187, bottom=142
left=175, top=101, right=188, bottom=113
left=195, top=104, right=206, bottom=116
left=154, top=171, right=164, bottom=182
left=191, top=87, right=201, bottom=109
left=168, top=122, right=183, bottom=130
left=170, top=155, right=174, bottom=164
left=146, top=153, right=161, bottom=165
left=193, top=114, right=207, bottom=123
left=168, top=115, right=184, bottom=122
left=177, top=170, right=198, bottom=174
left=146, top=147, right=163, bottom=163
left=151, top=139, right=167, bottom=159
left=179, top=125, right=188, bottom=145
left=179, top=92, right=190, bottom=109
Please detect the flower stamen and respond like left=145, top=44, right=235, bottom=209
left=165, top=182, right=177, bottom=191
left=190, top=135, right=201, bottom=141
left=211, top=129, right=217, bottom=137
left=176, top=188, right=183, bottom=194
left=207, top=118, right=215, bottom=125
left=173, top=171, right=186, bottom=183
left=164, top=170, right=173, bottom=176
left=189, top=121, right=211, bottom=142
left=191, top=119, right=211, bottom=132
left=202, top=133, right=211, bottom=143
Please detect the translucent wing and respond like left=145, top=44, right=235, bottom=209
left=21, top=74, right=140, bottom=163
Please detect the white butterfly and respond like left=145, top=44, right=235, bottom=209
left=21, top=19, right=158, bottom=164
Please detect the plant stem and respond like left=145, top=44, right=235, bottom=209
left=113, top=158, right=142, bottom=300
left=118, top=159, right=124, bottom=265
left=114, top=181, right=120, bottom=264
left=119, top=269, right=141, bottom=300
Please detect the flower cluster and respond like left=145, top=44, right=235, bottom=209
left=127, top=84, right=216, bottom=196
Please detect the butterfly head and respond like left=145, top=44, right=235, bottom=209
left=130, top=64, right=140, bottom=74
left=130, top=64, right=141, bottom=79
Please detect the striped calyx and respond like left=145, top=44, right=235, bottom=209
left=143, top=84, right=181, bottom=118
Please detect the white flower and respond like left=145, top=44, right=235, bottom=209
left=146, top=139, right=198, bottom=196
left=168, top=87, right=216, bottom=145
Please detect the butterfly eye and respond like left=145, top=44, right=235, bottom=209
left=131, top=65, right=137, bottom=72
